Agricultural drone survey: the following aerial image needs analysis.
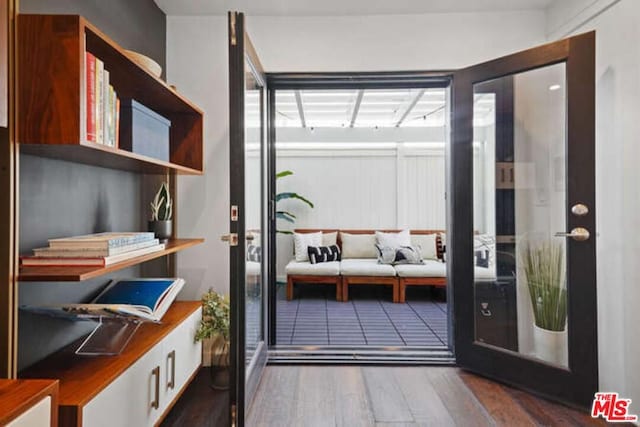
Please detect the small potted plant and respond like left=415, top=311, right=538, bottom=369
left=195, top=289, right=230, bottom=390
left=522, top=240, right=567, bottom=365
left=149, top=182, right=173, bottom=241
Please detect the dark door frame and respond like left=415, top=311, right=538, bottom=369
left=450, top=31, right=597, bottom=408
left=265, top=72, right=455, bottom=357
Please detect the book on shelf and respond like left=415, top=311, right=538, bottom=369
left=21, top=242, right=166, bottom=267
left=48, top=231, right=156, bottom=250
left=22, top=278, right=185, bottom=323
left=32, top=238, right=160, bottom=258
left=95, top=58, right=104, bottom=144
left=85, top=53, right=120, bottom=146
left=85, top=52, right=97, bottom=143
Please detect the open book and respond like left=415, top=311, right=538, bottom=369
left=24, top=278, right=185, bottom=322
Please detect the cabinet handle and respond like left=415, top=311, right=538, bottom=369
left=168, top=350, right=176, bottom=389
left=151, top=366, right=160, bottom=409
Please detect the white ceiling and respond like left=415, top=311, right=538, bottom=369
left=155, top=0, right=555, bottom=17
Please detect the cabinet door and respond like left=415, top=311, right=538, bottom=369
left=7, top=396, right=51, bottom=427
left=161, top=308, right=202, bottom=406
left=83, top=345, right=163, bottom=427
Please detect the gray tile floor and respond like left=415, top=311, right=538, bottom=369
left=276, top=284, right=448, bottom=347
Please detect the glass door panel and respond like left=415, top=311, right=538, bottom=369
left=473, top=63, right=569, bottom=368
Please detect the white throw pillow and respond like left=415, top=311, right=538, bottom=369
left=474, top=233, right=496, bottom=267
left=293, top=232, right=323, bottom=262
left=322, top=231, right=338, bottom=246
left=340, top=232, right=378, bottom=259
left=375, top=230, right=411, bottom=248
left=411, top=233, right=438, bottom=260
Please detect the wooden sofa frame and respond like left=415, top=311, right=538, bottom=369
left=288, top=229, right=445, bottom=303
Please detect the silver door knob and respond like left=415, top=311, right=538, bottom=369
left=554, top=227, right=590, bottom=242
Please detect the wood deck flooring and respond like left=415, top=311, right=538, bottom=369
left=162, top=366, right=610, bottom=426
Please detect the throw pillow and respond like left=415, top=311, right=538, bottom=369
left=375, top=230, right=411, bottom=248
left=340, top=232, right=378, bottom=258
left=322, top=231, right=338, bottom=246
left=474, top=234, right=496, bottom=267
left=307, top=245, right=341, bottom=264
left=410, top=233, right=438, bottom=260
left=436, top=233, right=446, bottom=262
left=376, top=244, right=424, bottom=265
left=293, top=231, right=322, bottom=262
left=247, top=244, right=261, bottom=262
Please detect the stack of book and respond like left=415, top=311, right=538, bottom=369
left=21, top=232, right=164, bottom=267
left=86, top=52, right=120, bottom=148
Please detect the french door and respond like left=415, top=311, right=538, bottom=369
left=228, top=11, right=270, bottom=426
left=450, top=32, right=597, bottom=407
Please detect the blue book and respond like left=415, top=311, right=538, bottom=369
left=23, top=278, right=185, bottom=322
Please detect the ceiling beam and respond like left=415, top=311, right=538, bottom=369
left=349, top=90, right=364, bottom=128
left=294, top=90, right=306, bottom=128
left=395, top=89, right=425, bottom=127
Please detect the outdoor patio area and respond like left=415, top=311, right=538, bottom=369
left=275, top=285, right=448, bottom=347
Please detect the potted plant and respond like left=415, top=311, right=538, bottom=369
left=275, top=170, right=314, bottom=234
left=195, top=289, right=230, bottom=390
left=149, top=182, right=173, bottom=241
left=521, top=240, right=568, bottom=365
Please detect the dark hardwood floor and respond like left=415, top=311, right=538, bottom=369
left=161, top=368, right=229, bottom=427
left=163, top=366, right=608, bottom=426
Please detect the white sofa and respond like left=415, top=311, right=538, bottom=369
left=285, top=229, right=496, bottom=303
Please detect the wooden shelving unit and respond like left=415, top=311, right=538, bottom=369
left=19, top=239, right=204, bottom=282
left=18, top=14, right=204, bottom=174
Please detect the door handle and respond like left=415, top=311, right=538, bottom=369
left=555, top=227, right=590, bottom=242
left=220, top=233, right=238, bottom=246
left=151, top=366, right=160, bottom=409
left=167, top=350, right=176, bottom=390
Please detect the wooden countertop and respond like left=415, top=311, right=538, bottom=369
left=21, top=301, right=201, bottom=408
left=0, top=379, right=59, bottom=425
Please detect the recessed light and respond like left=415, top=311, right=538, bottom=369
left=549, top=84, right=561, bottom=91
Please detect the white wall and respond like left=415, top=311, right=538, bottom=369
left=274, top=146, right=447, bottom=278
left=168, top=16, right=230, bottom=299
left=547, top=0, right=640, bottom=414
left=246, top=12, right=546, bottom=71
left=167, top=10, right=546, bottom=299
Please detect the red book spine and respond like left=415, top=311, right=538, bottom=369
left=85, top=52, right=97, bottom=142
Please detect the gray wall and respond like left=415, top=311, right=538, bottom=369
left=20, top=0, right=166, bottom=76
left=18, top=0, right=166, bottom=371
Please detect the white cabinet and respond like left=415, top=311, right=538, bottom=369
left=81, top=308, right=202, bottom=427
left=6, top=396, right=52, bottom=427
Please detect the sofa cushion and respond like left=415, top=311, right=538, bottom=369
left=375, top=230, right=410, bottom=248
left=322, top=231, right=338, bottom=246
left=340, top=259, right=396, bottom=276
left=394, top=260, right=446, bottom=277
left=285, top=260, right=340, bottom=276
left=340, top=232, right=377, bottom=258
left=410, top=233, right=438, bottom=260
left=294, top=231, right=322, bottom=262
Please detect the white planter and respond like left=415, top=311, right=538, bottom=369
left=533, top=324, right=568, bottom=367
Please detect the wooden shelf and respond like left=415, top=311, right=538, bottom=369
left=19, top=238, right=204, bottom=282
left=0, top=379, right=59, bottom=426
left=18, top=14, right=204, bottom=174
left=20, top=301, right=200, bottom=409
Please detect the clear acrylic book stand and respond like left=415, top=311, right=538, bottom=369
left=75, top=316, right=143, bottom=356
